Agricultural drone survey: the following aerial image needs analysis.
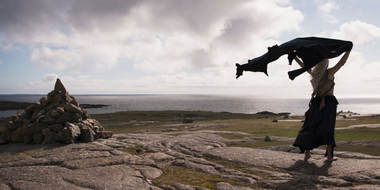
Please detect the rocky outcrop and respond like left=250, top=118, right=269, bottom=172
left=0, top=130, right=379, bottom=190
left=0, top=79, right=112, bottom=145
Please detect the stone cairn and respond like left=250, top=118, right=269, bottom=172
left=0, top=79, right=112, bottom=144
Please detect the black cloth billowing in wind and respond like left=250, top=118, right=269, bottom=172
left=235, top=37, right=353, bottom=80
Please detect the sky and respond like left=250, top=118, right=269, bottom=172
left=1, top=0, right=380, bottom=97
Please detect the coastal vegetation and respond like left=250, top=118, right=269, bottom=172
left=2, top=109, right=379, bottom=155
left=87, top=110, right=380, bottom=156
left=0, top=109, right=380, bottom=155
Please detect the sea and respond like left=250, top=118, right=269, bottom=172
left=1, top=94, right=380, bottom=118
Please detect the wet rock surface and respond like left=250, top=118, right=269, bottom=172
left=1, top=130, right=379, bottom=190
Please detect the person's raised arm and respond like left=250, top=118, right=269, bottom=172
left=294, top=56, right=311, bottom=74
left=329, top=49, right=351, bottom=75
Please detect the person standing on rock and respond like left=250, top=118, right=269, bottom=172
left=293, top=48, right=352, bottom=162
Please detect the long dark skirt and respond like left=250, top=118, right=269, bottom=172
left=293, top=95, right=338, bottom=155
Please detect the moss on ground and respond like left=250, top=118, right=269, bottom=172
left=152, top=165, right=261, bottom=189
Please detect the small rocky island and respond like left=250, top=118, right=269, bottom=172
left=0, top=79, right=112, bottom=145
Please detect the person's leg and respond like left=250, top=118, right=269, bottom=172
left=304, top=150, right=311, bottom=161
left=326, top=145, right=337, bottom=161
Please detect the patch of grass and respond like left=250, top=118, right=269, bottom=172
left=152, top=165, right=260, bottom=189
left=204, top=156, right=285, bottom=179
left=335, top=144, right=380, bottom=156
left=120, top=145, right=145, bottom=155
left=91, top=111, right=380, bottom=157
left=218, top=133, right=250, bottom=140
left=204, top=118, right=301, bottom=138
left=91, top=111, right=285, bottom=134
left=335, top=117, right=380, bottom=128
left=102, top=125, right=152, bottom=134
left=335, top=128, right=380, bottom=142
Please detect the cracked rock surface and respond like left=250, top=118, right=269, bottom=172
left=1, top=130, right=380, bottom=190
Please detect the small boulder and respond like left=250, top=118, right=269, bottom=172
left=264, top=135, right=272, bottom=142
left=80, top=126, right=95, bottom=142
left=87, top=119, right=100, bottom=127
left=24, top=105, right=35, bottom=113
left=49, top=124, right=64, bottom=132
left=10, top=114, right=19, bottom=122
left=183, top=118, right=194, bottom=123
left=5, top=121, right=17, bottom=131
left=69, top=95, right=79, bottom=107
left=42, top=128, right=51, bottom=136
left=64, top=103, right=83, bottom=115
left=55, top=112, right=82, bottom=124
left=56, top=122, right=81, bottom=143
left=31, top=112, right=39, bottom=120
left=50, top=109, right=61, bottom=118
left=0, top=136, right=7, bottom=145
left=37, top=110, right=46, bottom=117
left=54, top=78, right=67, bottom=93
left=39, top=96, right=48, bottom=108
left=21, top=112, right=32, bottom=120
left=32, top=133, right=45, bottom=144
left=44, top=131, right=57, bottom=144
left=56, top=107, right=65, bottom=114
left=24, top=135, right=33, bottom=144
left=42, top=116, right=55, bottom=125
left=10, top=128, right=24, bottom=143
left=44, top=101, right=61, bottom=112
left=97, top=131, right=113, bottom=139
left=80, top=120, right=93, bottom=129
left=47, top=90, right=61, bottom=103
left=1, top=128, right=12, bottom=142
left=27, top=123, right=49, bottom=135
left=33, top=101, right=42, bottom=110
left=14, top=119, right=25, bottom=128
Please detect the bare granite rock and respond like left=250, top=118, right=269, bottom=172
left=0, top=130, right=379, bottom=189
left=214, top=182, right=255, bottom=190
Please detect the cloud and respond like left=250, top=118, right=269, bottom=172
left=27, top=73, right=59, bottom=89
left=30, top=46, right=119, bottom=73
left=315, top=0, right=339, bottom=23
left=43, top=73, right=59, bottom=83
left=331, top=20, right=380, bottom=45
left=0, top=59, right=3, bottom=65
left=1, top=0, right=304, bottom=75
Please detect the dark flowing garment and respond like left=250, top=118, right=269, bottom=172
left=235, top=37, right=353, bottom=80
left=293, top=96, right=338, bottom=156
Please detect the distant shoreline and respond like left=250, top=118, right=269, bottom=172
left=0, top=101, right=110, bottom=111
left=2, top=95, right=380, bottom=117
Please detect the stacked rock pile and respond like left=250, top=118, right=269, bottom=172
left=0, top=79, right=112, bottom=145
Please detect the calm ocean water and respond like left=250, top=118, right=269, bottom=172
left=1, top=94, right=380, bottom=118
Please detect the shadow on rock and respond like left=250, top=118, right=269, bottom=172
left=0, top=143, right=67, bottom=155
left=288, top=160, right=333, bottom=176
left=275, top=160, right=334, bottom=189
